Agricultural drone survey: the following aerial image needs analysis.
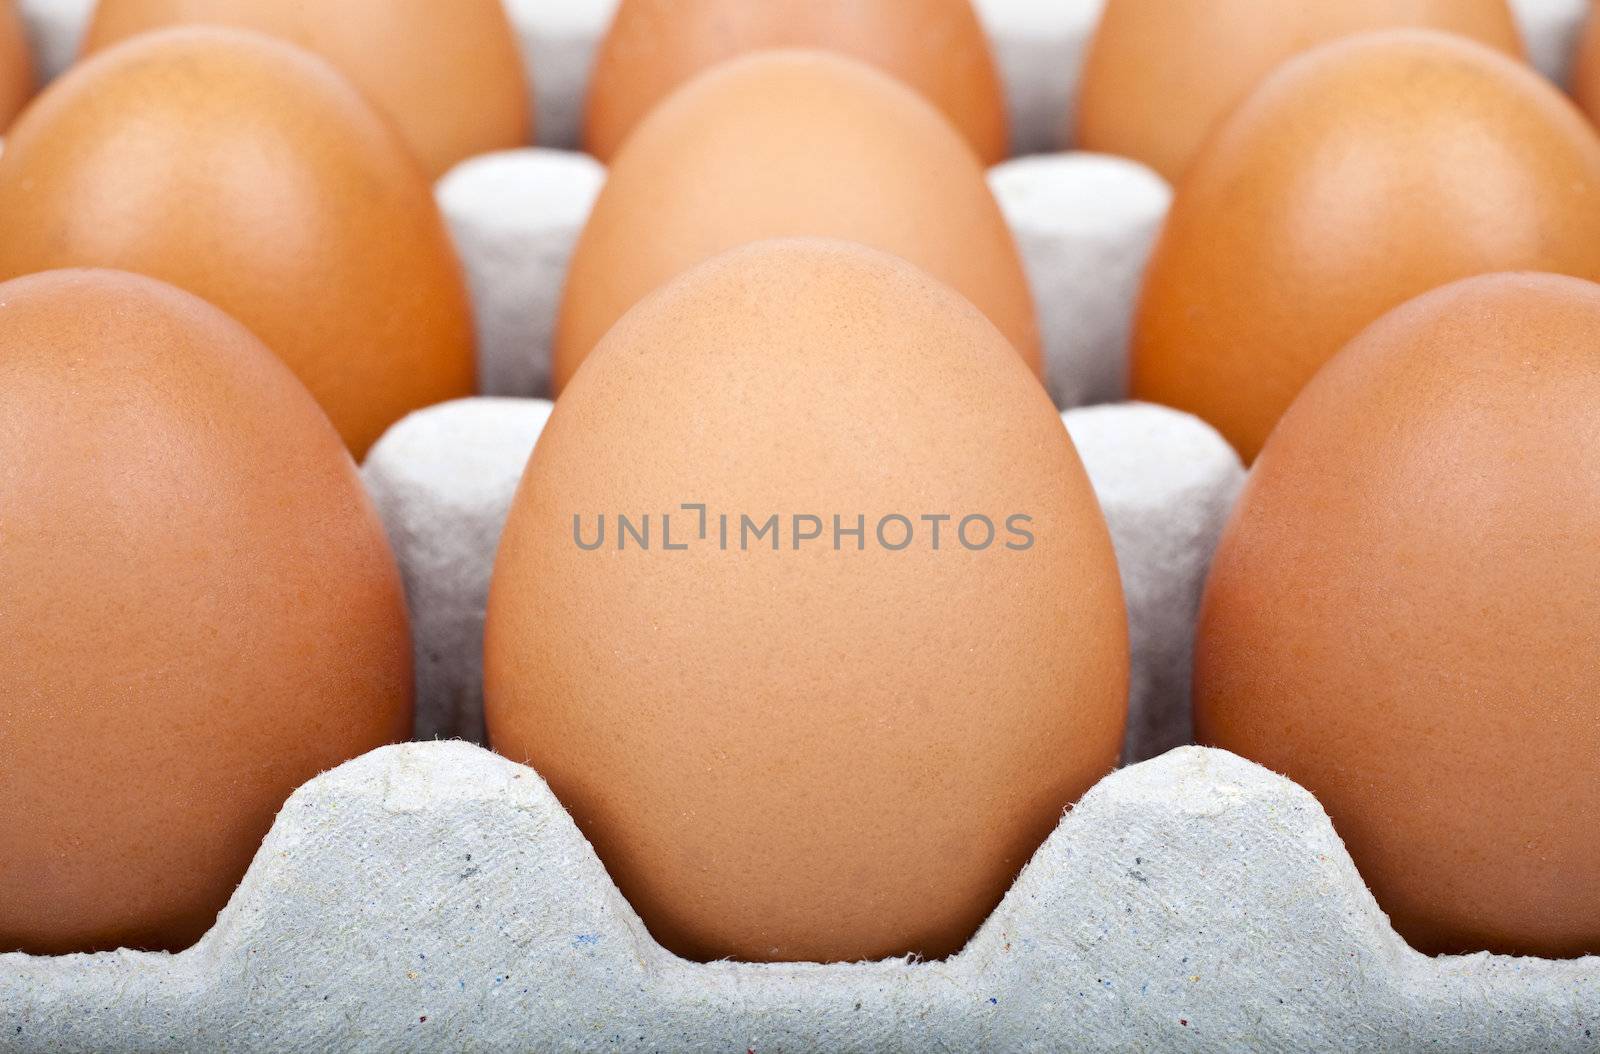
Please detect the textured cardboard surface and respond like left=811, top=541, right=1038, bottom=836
left=437, top=149, right=605, bottom=398
left=972, top=0, right=1105, bottom=153
left=991, top=152, right=1171, bottom=409
left=364, top=397, right=1242, bottom=764
left=363, top=397, right=552, bottom=743
left=5, top=742, right=1595, bottom=1052
left=1064, top=404, right=1243, bottom=763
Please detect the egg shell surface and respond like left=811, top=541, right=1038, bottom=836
left=1194, top=271, right=1600, bottom=959
left=0, top=269, right=413, bottom=956
left=555, top=50, right=1039, bottom=392
left=1131, top=29, right=1600, bottom=462
left=584, top=0, right=1006, bottom=164
left=82, top=0, right=531, bottom=180
left=0, top=0, right=34, bottom=129
left=489, top=238, right=1127, bottom=964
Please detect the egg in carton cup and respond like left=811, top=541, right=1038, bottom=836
left=8, top=113, right=1595, bottom=1054
left=4, top=0, right=1600, bottom=1051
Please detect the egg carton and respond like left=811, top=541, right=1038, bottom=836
left=14, top=0, right=1592, bottom=159
left=6, top=1, right=1600, bottom=1051
left=11, top=380, right=1594, bottom=1051
left=8, top=180, right=1599, bottom=1050
left=5, top=740, right=1597, bottom=1053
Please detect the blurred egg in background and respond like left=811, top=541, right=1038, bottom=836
left=0, top=26, right=475, bottom=457
left=584, top=0, right=1007, bottom=164
left=81, top=0, right=531, bottom=179
left=0, top=0, right=34, bottom=129
left=1076, top=0, right=1524, bottom=181
left=555, top=50, right=1038, bottom=391
left=1195, top=271, right=1600, bottom=959
left=1565, top=2, right=1600, bottom=129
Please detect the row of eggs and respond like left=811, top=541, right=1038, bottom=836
left=4, top=0, right=1600, bottom=447
left=0, top=0, right=1595, bottom=968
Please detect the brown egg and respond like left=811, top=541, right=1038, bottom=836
left=1131, top=30, right=1600, bottom=463
left=0, top=27, right=475, bottom=459
left=555, top=50, right=1038, bottom=393
left=584, top=0, right=1006, bottom=164
left=83, top=0, right=530, bottom=179
left=488, top=239, right=1127, bottom=964
left=0, top=269, right=412, bottom=956
left=1195, top=272, right=1600, bottom=958
left=1569, top=4, right=1600, bottom=129
left=0, top=0, right=34, bottom=130
left=1077, top=0, right=1523, bottom=181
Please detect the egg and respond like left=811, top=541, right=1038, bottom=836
left=0, top=27, right=475, bottom=459
left=1568, top=5, right=1600, bottom=130
left=1077, top=0, right=1523, bottom=182
left=0, top=0, right=33, bottom=130
left=82, top=0, right=530, bottom=179
left=487, top=238, right=1127, bottom=964
left=584, top=0, right=1007, bottom=165
left=554, top=50, right=1039, bottom=393
left=0, top=269, right=412, bottom=956
left=1131, top=30, right=1600, bottom=462
left=1195, top=272, right=1600, bottom=958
